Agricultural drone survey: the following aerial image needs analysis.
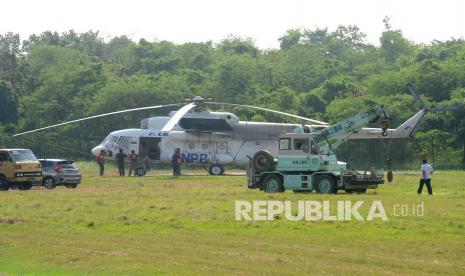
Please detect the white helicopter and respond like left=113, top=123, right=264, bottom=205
left=90, top=97, right=332, bottom=175
left=14, top=86, right=460, bottom=175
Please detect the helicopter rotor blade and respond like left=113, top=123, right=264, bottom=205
left=206, top=102, right=328, bottom=125
left=430, top=105, right=463, bottom=111
left=160, top=102, right=197, bottom=131
left=406, top=85, right=464, bottom=112
left=406, top=85, right=425, bottom=108
left=13, top=103, right=183, bottom=137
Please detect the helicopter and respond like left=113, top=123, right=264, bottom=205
left=14, top=86, right=462, bottom=175
left=89, top=97, right=331, bottom=175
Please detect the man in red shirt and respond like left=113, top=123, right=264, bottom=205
left=96, top=150, right=105, bottom=176
left=171, top=148, right=182, bottom=176
left=128, top=150, right=139, bottom=176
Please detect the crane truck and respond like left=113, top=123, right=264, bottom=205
left=247, top=106, right=391, bottom=193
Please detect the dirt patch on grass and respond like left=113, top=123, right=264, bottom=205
left=0, top=217, right=24, bottom=224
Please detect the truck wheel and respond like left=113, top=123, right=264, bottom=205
left=0, top=176, right=10, bottom=191
left=263, top=174, right=284, bottom=193
left=135, top=167, right=146, bottom=177
left=43, top=177, right=56, bottom=189
left=252, top=150, right=274, bottom=172
left=209, top=164, right=225, bottom=175
left=315, top=175, right=337, bottom=194
left=18, top=182, right=32, bottom=191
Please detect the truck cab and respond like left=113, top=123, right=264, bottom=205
left=0, top=149, right=42, bottom=191
left=276, top=133, right=344, bottom=172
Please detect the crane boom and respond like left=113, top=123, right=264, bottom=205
left=314, top=106, right=391, bottom=153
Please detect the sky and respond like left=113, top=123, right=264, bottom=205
left=1, top=0, right=465, bottom=49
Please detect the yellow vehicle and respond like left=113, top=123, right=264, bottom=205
left=0, top=149, right=42, bottom=191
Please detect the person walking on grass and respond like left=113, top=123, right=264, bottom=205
left=128, top=150, right=139, bottom=176
left=96, top=150, right=105, bottom=176
left=115, top=148, right=127, bottom=176
left=418, top=159, right=433, bottom=195
left=172, top=148, right=182, bottom=176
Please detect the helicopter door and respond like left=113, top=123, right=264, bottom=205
left=139, top=137, right=161, bottom=160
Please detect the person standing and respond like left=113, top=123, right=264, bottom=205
left=128, top=150, right=139, bottom=176
left=143, top=156, right=151, bottom=172
left=115, top=148, right=127, bottom=176
left=417, top=159, right=433, bottom=195
left=96, top=150, right=105, bottom=176
left=171, top=148, right=182, bottom=176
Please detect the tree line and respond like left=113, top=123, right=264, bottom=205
left=0, top=22, right=464, bottom=169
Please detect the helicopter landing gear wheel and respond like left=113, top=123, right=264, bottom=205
left=209, top=164, right=224, bottom=175
left=135, top=167, right=146, bottom=177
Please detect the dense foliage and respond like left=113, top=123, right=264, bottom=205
left=0, top=24, right=464, bottom=169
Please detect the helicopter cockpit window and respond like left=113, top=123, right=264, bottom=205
left=294, top=138, right=310, bottom=153
left=116, top=136, right=130, bottom=149
left=101, top=135, right=117, bottom=146
left=279, top=138, right=291, bottom=150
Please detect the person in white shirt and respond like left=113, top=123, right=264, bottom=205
left=417, top=159, right=433, bottom=195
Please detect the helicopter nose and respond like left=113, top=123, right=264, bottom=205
left=92, top=145, right=102, bottom=156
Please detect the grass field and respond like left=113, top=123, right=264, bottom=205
left=1, top=164, right=465, bottom=275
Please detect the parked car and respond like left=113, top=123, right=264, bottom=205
left=38, top=159, right=81, bottom=189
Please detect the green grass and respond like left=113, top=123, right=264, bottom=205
left=1, top=164, right=465, bottom=275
